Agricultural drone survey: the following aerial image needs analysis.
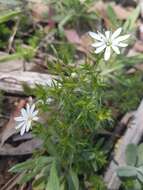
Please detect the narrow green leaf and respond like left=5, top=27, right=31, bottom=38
left=46, top=161, right=60, bottom=190
left=19, top=172, right=36, bottom=184
left=68, top=169, right=79, bottom=190
left=10, top=156, right=53, bottom=173
left=0, top=53, right=22, bottom=63
left=123, top=6, right=140, bottom=32
left=0, top=9, right=21, bottom=24
left=107, top=5, right=118, bottom=27
left=10, top=159, right=35, bottom=173
left=70, top=170, right=79, bottom=190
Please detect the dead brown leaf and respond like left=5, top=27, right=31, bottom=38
left=64, top=29, right=82, bottom=44
left=134, top=40, right=143, bottom=52
left=88, top=1, right=133, bottom=28
left=29, top=0, right=55, bottom=29
left=112, top=5, right=132, bottom=20
left=65, top=29, right=92, bottom=54
left=89, top=1, right=112, bottom=28
left=79, top=33, right=92, bottom=53
left=29, top=0, right=49, bottom=22
left=134, top=64, right=143, bottom=71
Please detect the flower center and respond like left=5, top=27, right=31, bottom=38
left=28, top=116, right=33, bottom=122
left=106, top=39, right=112, bottom=46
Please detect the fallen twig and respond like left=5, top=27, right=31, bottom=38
left=0, top=71, right=56, bottom=94
left=0, top=139, right=42, bottom=155
left=1, top=173, right=24, bottom=190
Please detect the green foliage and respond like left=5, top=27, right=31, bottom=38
left=6, top=1, right=143, bottom=190
left=107, top=3, right=139, bottom=37
left=12, top=62, right=113, bottom=189
left=68, top=169, right=79, bottom=190
left=0, top=9, right=21, bottom=50
left=10, top=156, right=53, bottom=186
left=20, top=51, right=143, bottom=190
left=47, top=43, right=76, bottom=67
left=107, top=5, right=120, bottom=28
left=50, top=0, right=97, bottom=33
left=117, top=143, right=143, bottom=189
left=121, top=179, right=142, bottom=190
left=106, top=71, right=143, bottom=114
left=0, top=9, right=21, bottom=24
left=123, top=5, right=140, bottom=32
left=0, top=23, right=11, bottom=49
left=46, top=161, right=60, bottom=190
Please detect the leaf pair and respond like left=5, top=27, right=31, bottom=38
left=46, top=161, right=79, bottom=190
left=117, top=143, right=143, bottom=189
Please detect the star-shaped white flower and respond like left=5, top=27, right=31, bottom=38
left=14, top=103, right=39, bottom=136
left=89, top=28, right=130, bottom=61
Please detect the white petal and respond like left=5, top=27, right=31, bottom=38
left=32, top=110, right=38, bottom=117
left=89, top=31, right=103, bottom=41
left=97, top=31, right=106, bottom=41
left=26, top=120, right=31, bottom=132
left=14, top=116, right=24, bottom=122
left=111, top=28, right=122, bottom=40
left=91, top=42, right=105, bottom=48
left=114, top=34, right=130, bottom=42
left=20, top=125, right=26, bottom=136
left=95, top=45, right=106, bottom=54
left=15, top=121, right=25, bottom=129
left=104, top=46, right=111, bottom=61
left=105, top=31, right=110, bottom=40
left=26, top=103, right=30, bottom=114
left=112, top=45, right=120, bottom=54
left=117, top=42, right=128, bottom=47
left=30, top=104, right=35, bottom=114
left=21, top=108, right=27, bottom=118
left=33, top=116, right=39, bottom=121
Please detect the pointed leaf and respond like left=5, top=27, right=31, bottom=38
left=70, top=170, right=79, bottom=190
left=10, top=159, right=35, bottom=173
left=107, top=5, right=118, bottom=27
left=46, top=161, right=60, bottom=190
left=68, top=169, right=79, bottom=190
left=123, top=6, right=140, bottom=32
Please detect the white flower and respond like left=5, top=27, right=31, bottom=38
left=14, top=103, right=39, bottom=136
left=89, top=28, right=130, bottom=61
left=71, top=72, right=78, bottom=78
